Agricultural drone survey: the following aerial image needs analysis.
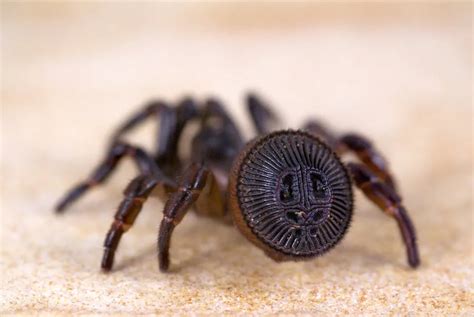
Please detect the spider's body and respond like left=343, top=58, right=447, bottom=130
left=56, top=93, right=420, bottom=272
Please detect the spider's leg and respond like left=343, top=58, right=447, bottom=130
left=55, top=142, right=175, bottom=213
left=246, top=92, right=281, bottom=135
left=339, top=133, right=397, bottom=190
left=302, top=119, right=339, bottom=149
left=191, top=98, right=244, bottom=173
left=110, top=98, right=198, bottom=165
left=347, top=162, right=420, bottom=268
left=158, top=162, right=210, bottom=272
left=204, top=98, right=243, bottom=138
left=56, top=99, right=195, bottom=213
left=101, top=174, right=159, bottom=271
left=303, top=122, right=397, bottom=189
left=110, top=100, right=167, bottom=143
left=154, top=98, right=199, bottom=174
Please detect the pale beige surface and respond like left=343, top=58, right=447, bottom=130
left=1, top=2, right=473, bottom=316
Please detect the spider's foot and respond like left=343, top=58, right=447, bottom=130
left=407, top=244, right=420, bottom=268
left=158, top=252, right=170, bottom=272
left=101, top=248, right=114, bottom=272
left=409, top=257, right=420, bottom=268
left=55, top=183, right=89, bottom=213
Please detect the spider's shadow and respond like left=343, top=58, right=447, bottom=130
left=113, top=245, right=157, bottom=271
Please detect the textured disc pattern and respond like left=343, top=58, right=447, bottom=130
left=236, top=130, right=353, bottom=257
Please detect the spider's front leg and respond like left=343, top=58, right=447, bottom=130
left=158, top=162, right=211, bottom=272
left=347, top=162, right=420, bottom=268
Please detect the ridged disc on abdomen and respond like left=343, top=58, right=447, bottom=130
left=236, top=130, right=353, bottom=258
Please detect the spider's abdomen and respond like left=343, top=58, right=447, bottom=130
left=229, top=130, right=353, bottom=260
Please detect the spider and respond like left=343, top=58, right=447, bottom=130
left=56, top=93, right=420, bottom=272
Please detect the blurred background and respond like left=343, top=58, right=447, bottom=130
left=1, top=2, right=472, bottom=315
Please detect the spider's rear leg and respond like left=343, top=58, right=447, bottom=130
left=246, top=93, right=281, bottom=135
left=305, top=123, right=418, bottom=266
left=158, top=163, right=213, bottom=272
left=339, top=133, right=397, bottom=190
left=302, top=119, right=339, bottom=149
left=303, top=122, right=397, bottom=190
left=55, top=142, right=174, bottom=213
left=347, top=162, right=420, bottom=268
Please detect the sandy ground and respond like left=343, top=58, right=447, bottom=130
left=1, top=2, right=473, bottom=315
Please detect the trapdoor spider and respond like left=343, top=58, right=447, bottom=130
left=56, top=93, right=420, bottom=272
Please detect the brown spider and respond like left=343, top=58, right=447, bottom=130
left=56, top=93, right=420, bottom=272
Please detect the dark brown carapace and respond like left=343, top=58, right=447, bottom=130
left=56, top=93, right=420, bottom=272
